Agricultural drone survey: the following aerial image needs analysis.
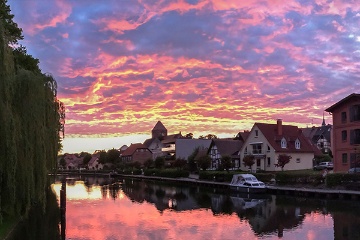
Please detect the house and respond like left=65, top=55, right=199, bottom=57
left=143, top=121, right=182, bottom=160
left=240, top=119, right=317, bottom=172
left=87, top=153, right=103, bottom=170
left=161, top=132, right=182, bottom=159
left=121, top=143, right=152, bottom=166
left=325, top=93, right=360, bottom=172
left=60, top=153, right=83, bottom=170
left=175, top=138, right=212, bottom=160
left=301, top=117, right=332, bottom=154
left=208, top=139, right=244, bottom=170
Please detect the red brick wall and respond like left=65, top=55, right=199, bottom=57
left=331, top=97, right=360, bottom=172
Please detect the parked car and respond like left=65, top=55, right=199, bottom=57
left=313, top=162, right=333, bottom=171
left=348, top=168, right=360, bottom=174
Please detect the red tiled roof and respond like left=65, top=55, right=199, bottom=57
left=122, top=143, right=151, bottom=156
left=256, top=123, right=315, bottom=153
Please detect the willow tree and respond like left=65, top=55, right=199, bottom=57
left=0, top=0, right=65, bottom=223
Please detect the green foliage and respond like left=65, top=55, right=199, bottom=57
left=184, top=133, right=193, bottom=139
left=106, top=148, right=120, bottom=164
left=98, top=150, right=107, bottom=164
left=187, top=147, right=199, bottom=172
left=82, top=153, right=92, bottom=165
left=0, top=8, right=63, bottom=222
left=143, top=169, right=189, bottom=178
left=276, top=154, right=292, bottom=170
left=197, top=155, right=211, bottom=171
left=59, top=158, right=66, bottom=168
left=325, top=173, right=360, bottom=188
left=198, top=134, right=218, bottom=139
left=13, top=46, right=41, bottom=74
left=143, top=158, right=154, bottom=169
left=0, top=0, right=23, bottom=44
left=220, top=155, right=233, bottom=172
left=172, top=159, right=187, bottom=169
left=314, top=154, right=332, bottom=165
left=198, top=171, right=235, bottom=182
left=275, top=172, right=323, bottom=186
left=242, top=155, right=255, bottom=168
left=155, top=156, right=165, bottom=169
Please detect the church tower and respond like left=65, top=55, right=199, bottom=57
left=152, top=121, right=167, bottom=139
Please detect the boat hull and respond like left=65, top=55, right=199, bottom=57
left=229, top=185, right=267, bottom=193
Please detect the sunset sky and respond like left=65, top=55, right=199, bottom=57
left=9, top=0, right=360, bottom=153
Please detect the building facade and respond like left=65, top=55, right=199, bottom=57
left=325, top=93, right=360, bottom=172
left=239, top=120, right=316, bottom=172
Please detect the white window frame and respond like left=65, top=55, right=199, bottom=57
left=281, top=137, right=287, bottom=148
left=295, top=139, right=301, bottom=149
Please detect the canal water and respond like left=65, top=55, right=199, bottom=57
left=8, top=176, right=360, bottom=239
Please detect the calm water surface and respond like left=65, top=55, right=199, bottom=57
left=10, top=176, right=360, bottom=239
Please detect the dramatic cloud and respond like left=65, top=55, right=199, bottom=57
left=9, top=0, right=360, bottom=152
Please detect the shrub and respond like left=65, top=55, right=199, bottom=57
left=143, top=169, right=189, bottom=178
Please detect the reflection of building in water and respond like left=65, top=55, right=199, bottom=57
left=333, top=212, right=360, bottom=239
left=247, top=196, right=307, bottom=236
left=211, top=194, right=309, bottom=237
left=121, top=180, right=200, bottom=212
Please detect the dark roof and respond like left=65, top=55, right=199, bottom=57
left=301, top=125, right=331, bottom=144
left=325, top=93, right=360, bottom=112
left=152, top=121, right=167, bottom=131
left=143, top=138, right=154, bottom=148
left=162, top=133, right=182, bottom=144
left=122, top=143, right=151, bottom=156
left=210, top=139, right=243, bottom=156
left=235, top=131, right=250, bottom=141
left=194, top=149, right=209, bottom=161
left=256, top=123, right=315, bottom=153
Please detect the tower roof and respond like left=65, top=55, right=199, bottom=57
left=152, top=121, right=167, bottom=131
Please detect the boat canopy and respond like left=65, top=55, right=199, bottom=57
left=230, top=174, right=259, bottom=185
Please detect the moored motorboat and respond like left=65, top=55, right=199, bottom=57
left=229, top=174, right=266, bottom=193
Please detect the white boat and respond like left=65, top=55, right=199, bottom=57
left=229, top=174, right=266, bottom=193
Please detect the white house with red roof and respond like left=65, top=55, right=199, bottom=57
left=239, top=119, right=319, bottom=172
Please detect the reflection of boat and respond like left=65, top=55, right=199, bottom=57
left=230, top=196, right=265, bottom=209
left=229, top=174, right=266, bottom=193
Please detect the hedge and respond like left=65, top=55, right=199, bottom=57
left=326, top=173, right=360, bottom=188
left=143, top=169, right=189, bottom=178
left=275, top=172, right=324, bottom=186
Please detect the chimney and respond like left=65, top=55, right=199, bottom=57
left=277, top=119, right=283, bottom=135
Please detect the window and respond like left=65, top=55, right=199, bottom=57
left=296, top=158, right=300, bottom=163
left=267, top=157, right=271, bottom=167
left=252, top=144, right=262, bottom=154
left=341, top=112, right=347, bottom=123
left=244, top=147, right=248, bottom=155
left=350, top=104, right=360, bottom=122
left=267, top=145, right=270, bottom=152
left=342, top=130, right=347, bottom=142
left=342, top=153, right=348, bottom=164
left=281, top=137, right=287, bottom=148
left=256, top=159, right=260, bottom=167
left=295, top=139, right=300, bottom=149
left=255, top=130, right=258, bottom=137
left=350, top=129, right=360, bottom=145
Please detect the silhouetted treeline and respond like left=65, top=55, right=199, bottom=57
left=0, top=0, right=64, bottom=223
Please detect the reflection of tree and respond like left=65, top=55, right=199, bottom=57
left=10, top=187, right=61, bottom=239
left=109, top=183, right=121, bottom=200
left=101, top=185, right=108, bottom=199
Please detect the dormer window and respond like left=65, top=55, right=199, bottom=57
left=255, top=130, right=258, bottom=137
left=281, top=137, right=287, bottom=148
left=295, top=139, right=301, bottom=149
